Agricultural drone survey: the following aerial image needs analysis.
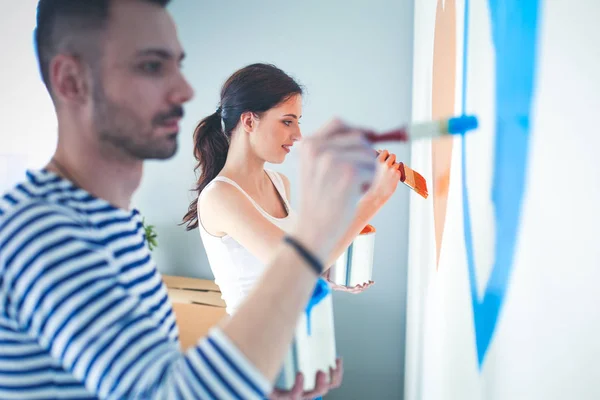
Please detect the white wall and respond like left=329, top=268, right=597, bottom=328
left=132, top=1, right=414, bottom=398
left=2, top=0, right=57, bottom=191
left=406, top=1, right=600, bottom=399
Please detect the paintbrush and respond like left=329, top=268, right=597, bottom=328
left=398, top=162, right=428, bottom=199
left=375, top=150, right=429, bottom=199
left=365, top=115, right=478, bottom=143
left=365, top=116, right=477, bottom=198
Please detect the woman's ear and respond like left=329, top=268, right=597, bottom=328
left=240, top=111, right=259, bottom=133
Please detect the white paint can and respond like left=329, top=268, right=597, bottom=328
left=330, top=225, right=376, bottom=287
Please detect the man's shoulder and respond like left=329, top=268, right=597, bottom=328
left=0, top=172, right=85, bottom=231
left=0, top=185, right=104, bottom=284
left=0, top=173, right=94, bottom=270
left=0, top=194, right=84, bottom=231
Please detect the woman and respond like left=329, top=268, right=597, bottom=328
left=182, top=63, right=401, bottom=398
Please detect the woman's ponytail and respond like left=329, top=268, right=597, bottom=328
left=182, top=110, right=229, bottom=231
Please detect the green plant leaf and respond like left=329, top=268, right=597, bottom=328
left=142, top=217, right=158, bottom=251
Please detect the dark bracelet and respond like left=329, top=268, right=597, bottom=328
left=283, top=235, right=324, bottom=276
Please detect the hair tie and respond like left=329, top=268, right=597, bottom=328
left=215, top=106, right=222, bottom=116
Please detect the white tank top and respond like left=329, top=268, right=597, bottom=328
left=198, top=169, right=298, bottom=315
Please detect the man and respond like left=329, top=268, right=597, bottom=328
left=0, top=0, right=376, bottom=399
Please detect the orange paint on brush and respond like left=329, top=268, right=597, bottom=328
left=398, top=163, right=429, bottom=199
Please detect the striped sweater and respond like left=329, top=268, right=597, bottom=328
left=0, top=169, right=271, bottom=399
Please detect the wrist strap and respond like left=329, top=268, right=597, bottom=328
left=283, top=235, right=324, bottom=276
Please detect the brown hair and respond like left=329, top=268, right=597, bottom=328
left=182, top=63, right=303, bottom=230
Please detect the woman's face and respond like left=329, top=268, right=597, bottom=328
left=251, top=94, right=303, bottom=164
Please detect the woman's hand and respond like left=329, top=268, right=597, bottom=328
left=363, top=150, right=402, bottom=205
left=323, top=269, right=375, bottom=294
left=328, top=280, right=375, bottom=294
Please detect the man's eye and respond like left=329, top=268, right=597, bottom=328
left=140, top=61, right=162, bottom=74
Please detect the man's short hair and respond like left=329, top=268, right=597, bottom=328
left=34, top=0, right=172, bottom=94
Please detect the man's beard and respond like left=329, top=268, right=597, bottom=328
left=92, top=87, right=184, bottom=160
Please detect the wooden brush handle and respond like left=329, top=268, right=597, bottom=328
left=398, top=162, right=406, bottom=182
left=374, top=150, right=407, bottom=182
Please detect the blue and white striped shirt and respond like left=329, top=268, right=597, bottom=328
left=0, top=169, right=271, bottom=399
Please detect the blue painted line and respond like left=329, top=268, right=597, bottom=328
left=461, top=0, right=542, bottom=367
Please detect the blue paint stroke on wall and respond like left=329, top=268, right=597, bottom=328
left=461, top=0, right=542, bottom=367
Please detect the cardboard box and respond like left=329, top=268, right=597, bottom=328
left=162, top=275, right=227, bottom=350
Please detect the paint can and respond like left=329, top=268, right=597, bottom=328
left=276, top=281, right=337, bottom=392
left=330, top=225, right=376, bottom=287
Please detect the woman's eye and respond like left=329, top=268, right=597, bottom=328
left=283, top=120, right=292, bottom=126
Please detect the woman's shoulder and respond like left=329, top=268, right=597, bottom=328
left=200, top=176, right=245, bottom=207
left=266, top=169, right=291, bottom=199
left=198, top=176, right=258, bottom=234
left=277, top=172, right=291, bottom=189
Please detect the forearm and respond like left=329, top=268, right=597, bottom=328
left=6, top=223, right=273, bottom=399
left=324, top=194, right=384, bottom=267
left=219, top=239, right=319, bottom=381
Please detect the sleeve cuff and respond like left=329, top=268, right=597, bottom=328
left=205, top=327, right=273, bottom=396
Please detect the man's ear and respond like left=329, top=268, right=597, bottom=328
left=49, top=54, right=91, bottom=105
